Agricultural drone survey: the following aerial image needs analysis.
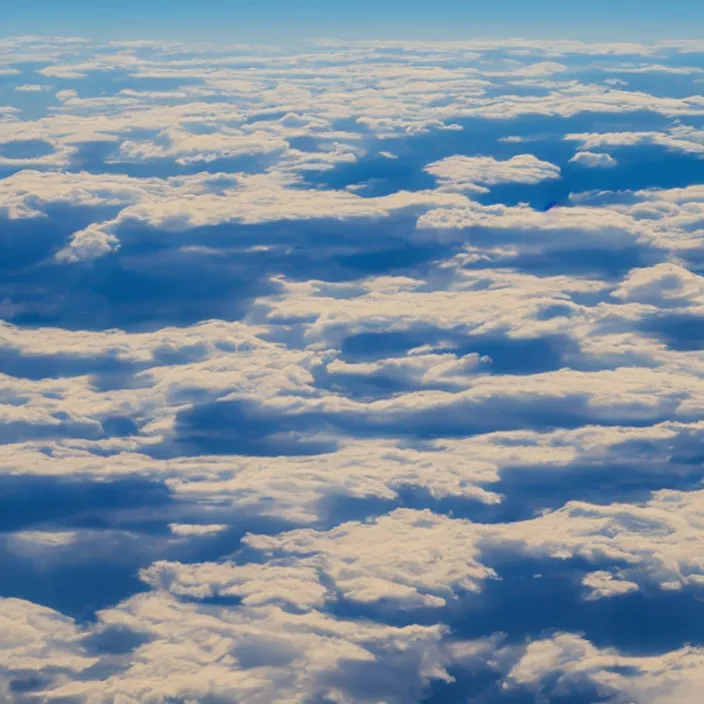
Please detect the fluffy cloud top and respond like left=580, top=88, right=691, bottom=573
left=568, top=150, right=618, bottom=167
left=424, top=153, right=562, bottom=192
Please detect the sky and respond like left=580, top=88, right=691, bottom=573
left=0, top=18, right=704, bottom=704
left=3, top=0, right=704, bottom=42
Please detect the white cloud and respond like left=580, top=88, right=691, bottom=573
left=500, top=632, right=704, bottom=704
left=118, top=126, right=288, bottom=165
left=14, top=84, right=51, bottom=92
left=582, top=570, right=639, bottom=600
left=169, top=523, right=229, bottom=536
left=55, top=88, right=78, bottom=101
left=248, top=509, right=496, bottom=609
left=55, top=222, right=121, bottom=262
left=0, top=170, right=471, bottom=260
left=141, top=560, right=330, bottom=609
left=415, top=200, right=649, bottom=251
left=240, top=482, right=704, bottom=613
left=569, top=150, right=618, bottom=167
left=424, top=153, right=561, bottom=192
left=0, top=598, right=96, bottom=693
left=13, top=588, right=450, bottom=703
left=566, top=124, right=704, bottom=156
left=9, top=531, right=78, bottom=548
left=611, top=263, right=704, bottom=307
left=494, top=488, right=704, bottom=593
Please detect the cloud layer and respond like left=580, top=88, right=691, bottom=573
left=0, top=35, right=703, bottom=703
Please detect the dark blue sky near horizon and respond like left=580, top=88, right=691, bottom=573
left=0, top=32, right=703, bottom=704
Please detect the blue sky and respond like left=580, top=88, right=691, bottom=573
left=3, top=0, right=704, bottom=42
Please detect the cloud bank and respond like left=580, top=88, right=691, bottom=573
left=0, top=35, right=703, bottom=703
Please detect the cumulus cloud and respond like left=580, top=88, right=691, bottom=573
left=498, top=632, right=704, bottom=704
left=611, top=262, right=704, bottom=307
left=424, top=153, right=561, bottom=192
left=565, top=124, right=704, bottom=156
left=569, top=150, right=618, bottom=167
left=414, top=199, right=650, bottom=255
left=117, top=127, right=289, bottom=165
left=55, top=222, right=121, bottom=262
left=244, top=484, right=704, bottom=612
left=248, top=509, right=496, bottom=609
left=0, top=598, right=97, bottom=699
left=582, top=570, right=639, bottom=600
left=0, top=586, right=450, bottom=703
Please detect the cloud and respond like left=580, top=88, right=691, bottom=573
left=424, top=153, right=561, bottom=192
left=565, top=125, right=704, bottom=157
left=248, top=509, right=496, bottom=609
left=415, top=200, right=648, bottom=250
left=117, top=127, right=289, bottom=165
left=497, top=632, right=704, bottom=704
left=0, top=170, right=471, bottom=262
left=0, top=598, right=97, bottom=698
left=168, top=523, right=229, bottom=537
left=1, top=34, right=704, bottom=704
left=611, top=263, right=704, bottom=307
left=55, top=88, right=78, bottom=101
left=245, top=482, right=704, bottom=614
left=0, top=584, right=451, bottom=703
left=569, top=150, right=618, bottom=167
left=55, top=222, right=121, bottom=262
left=582, top=570, right=639, bottom=600
left=13, top=84, right=51, bottom=92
